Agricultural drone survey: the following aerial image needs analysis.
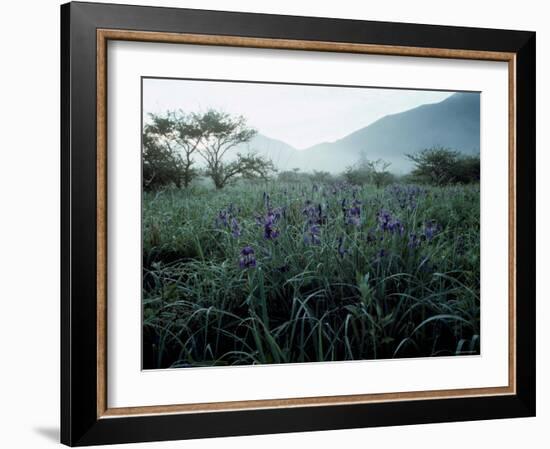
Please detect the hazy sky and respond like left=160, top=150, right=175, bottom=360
left=143, top=78, right=453, bottom=150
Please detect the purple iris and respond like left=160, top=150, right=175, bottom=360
left=215, top=206, right=243, bottom=239
left=231, top=217, right=241, bottom=238
left=377, top=209, right=404, bottom=235
left=215, top=210, right=229, bottom=228
left=408, top=233, right=420, bottom=248
left=423, top=220, right=438, bottom=241
left=256, top=206, right=283, bottom=240
left=263, top=210, right=280, bottom=240
left=302, top=201, right=325, bottom=225
left=239, top=246, right=256, bottom=269
left=264, top=221, right=280, bottom=240
left=346, top=200, right=361, bottom=227
left=304, top=224, right=321, bottom=245
left=386, top=184, right=426, bottom=210
left=377, top=210, right=391, bottom=230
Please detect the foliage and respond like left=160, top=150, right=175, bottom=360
left=142, top=110, right=204, bottom=190
left=142, top=109, right=277, bottom=190
left=452, top=155, right=481, bottom=184
left=309, top=170, right=333, bottom=183
left=196, top=110, right=275, bottom=189
left=277, top=169, right=303, bottom=183
left=142, top=132, right=184, bottom=190
left=407, top=146, right=480, bottom=185
left=278, top=168, right=333, bottom=184
left=142, top=180, right=480, bottom=368
left=344, top=154, right=394, bottom=187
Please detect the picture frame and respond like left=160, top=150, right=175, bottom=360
left=60, top=1, right=536, bottom=446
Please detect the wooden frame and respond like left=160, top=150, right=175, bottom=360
left=62, top=1, right=535, bottom=446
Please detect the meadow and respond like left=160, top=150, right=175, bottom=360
left=142, top=180, right=480, bottom=369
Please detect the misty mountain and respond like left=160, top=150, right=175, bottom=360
left=233, top=92, right=480, bottom=174
left=235, top=133, right=298, bottom=168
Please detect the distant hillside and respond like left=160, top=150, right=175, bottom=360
left=232, top=133, right=298, bottom=168
left=230, top=92, right=480, bottom=174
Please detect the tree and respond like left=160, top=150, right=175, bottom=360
left=366, top=159, right=393, bottom=188
left=277, top=168, right=305, bottom=183
left=143, top=111, right=204, bottom=189
left=453, top=155, right=481, bottom=183
left=196, top=110, right=275, bottom=189
left=230, top=153, right=277, bottom=183
left=142, top=131, right=182, bottom=190
left=344, top=154, right=393, bottom=188
left=310, top=170, right=333, bottom=183
left=406, top=146, right=480, bottom=185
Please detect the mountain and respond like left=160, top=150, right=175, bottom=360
left=232, top=133, right=299, bottom=168
left=231, top=92, right=480, bottom=174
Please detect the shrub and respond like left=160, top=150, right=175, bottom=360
left=344, top=157, right=394, bottom=188
left=407, top=146, right=480, bottom=185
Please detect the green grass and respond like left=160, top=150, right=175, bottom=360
left=142, top=181, right=480, bottom=368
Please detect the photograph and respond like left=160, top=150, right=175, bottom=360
left=141, top=78, right=481, bottom=369
left=54, top=1, right=537, bottom=445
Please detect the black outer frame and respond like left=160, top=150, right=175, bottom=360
left=60, top=1, right=536, bottom=446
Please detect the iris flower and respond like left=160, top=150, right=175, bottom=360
left=239, top=246, right=256, bottom=269
left=304, top=224, right=321, bottom=245
left=231, top=217, right=241, bottom=238
left=423, top=220, right=438, bottom=241
left=377, top=209, right=404, bottom=235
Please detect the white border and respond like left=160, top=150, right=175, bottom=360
left=107, top=41, right=509, bottom=408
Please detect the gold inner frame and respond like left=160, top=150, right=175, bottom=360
left=96, top=29, right=517, bottom=419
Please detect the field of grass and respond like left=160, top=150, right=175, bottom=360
left=142, top=181, right=480, bottom=369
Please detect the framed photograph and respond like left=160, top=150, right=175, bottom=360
left=61, top=1, right=536, bottom=446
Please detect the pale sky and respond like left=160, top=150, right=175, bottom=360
left=142, top=78, right=453, bottom=150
